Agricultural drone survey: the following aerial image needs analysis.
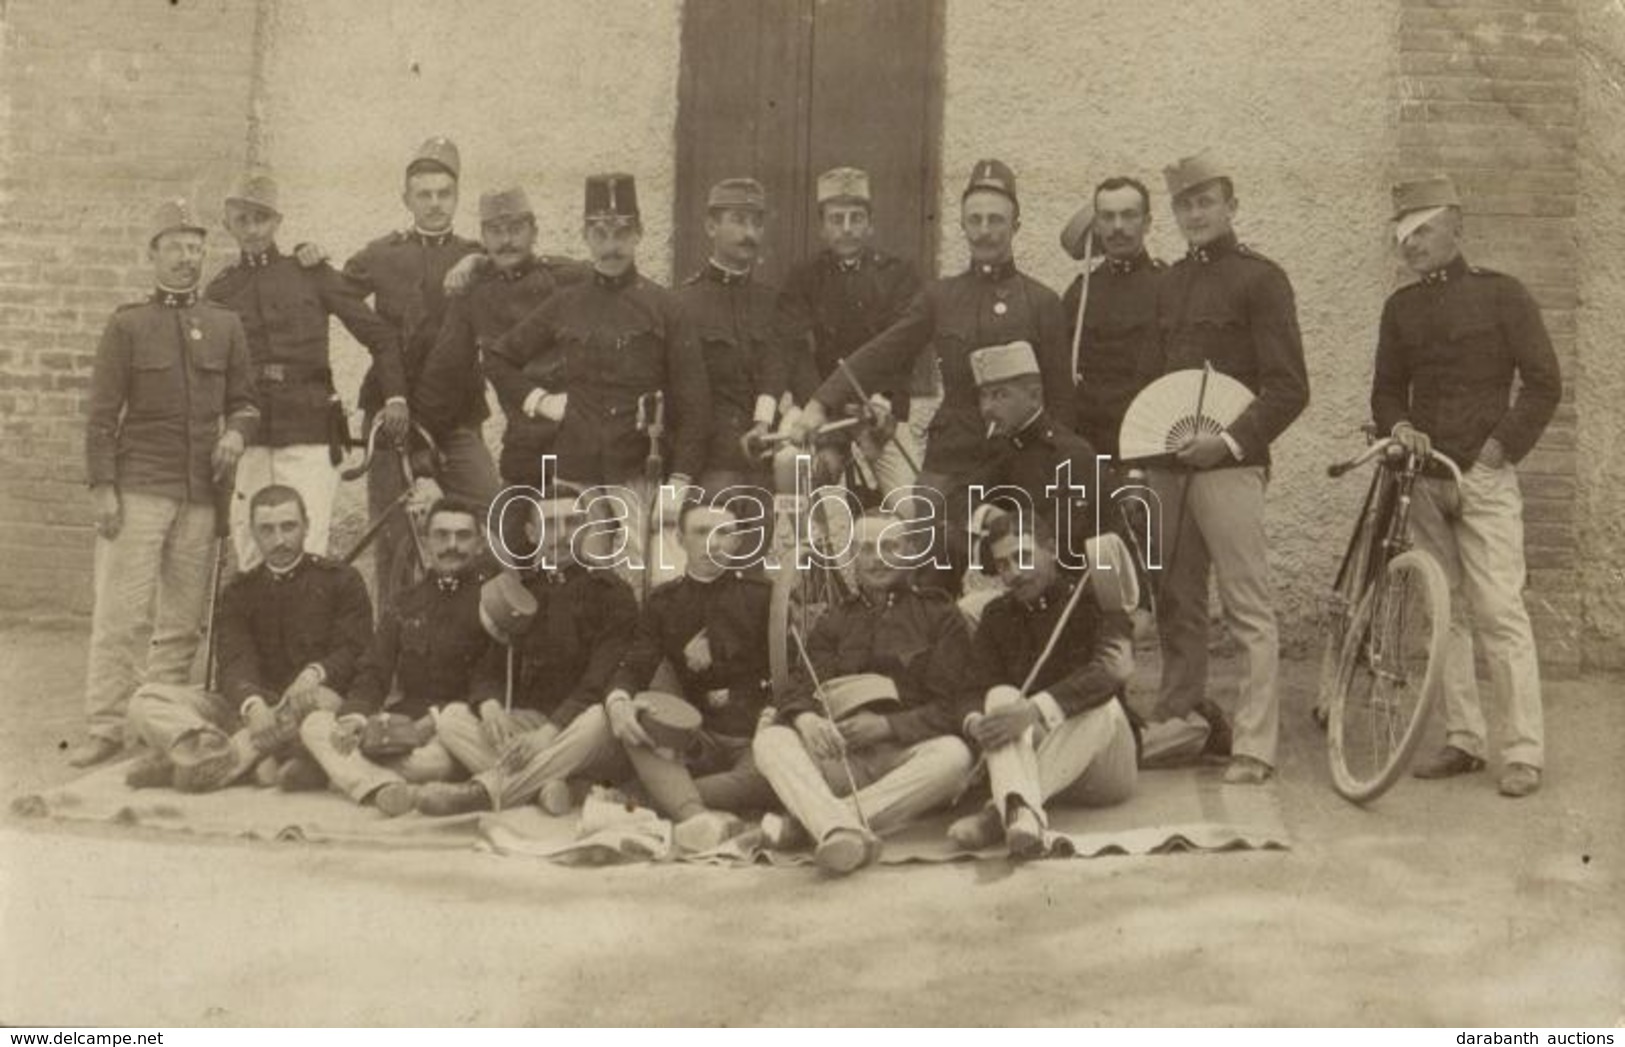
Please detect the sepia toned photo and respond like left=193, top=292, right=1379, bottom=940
left=0, top=0, right=1620, bottom=1031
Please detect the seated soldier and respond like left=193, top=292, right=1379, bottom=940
left=753, top=509, right=983, bottom=875
left=126, top=484, right=372, bottom=792
left=949, top=513, right=1140, bottom=858
left=604, top=503, right=779, bottom=853
left=299, top=498, right=496, bottom=815
left=411, top=489, right=640, bottom=816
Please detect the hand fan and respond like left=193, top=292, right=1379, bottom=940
left=1117, top=367, right=1255, bottom=462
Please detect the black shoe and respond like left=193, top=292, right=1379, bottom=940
left=416, top=781, right=494, bottom=817
left=1412, top=745, right=1486, bottom=780
left=276, top=754, right=328, bottom=792
left=1195, top=700, right=1233, bottom=758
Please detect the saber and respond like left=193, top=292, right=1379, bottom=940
left=835, top=358, right=922, bottom=477
left=789, top=624, right=872, bottom=834
left=1019, top=560, right=1096, bottom=696
left=1069, top=230, right=1095, bottom=388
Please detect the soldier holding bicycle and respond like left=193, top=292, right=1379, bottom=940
left=1373, top=176, right=1561, bottom=799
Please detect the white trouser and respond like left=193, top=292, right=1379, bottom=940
left=434, top=703, right=627, bottom=809
left=299, top=710, right=459, bottom=803
left=983, top=693, right=1137, bottom=829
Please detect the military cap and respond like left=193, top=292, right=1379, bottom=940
left=407, top=136, right=460, bottom=180
left=1163, top=150, right=1229, bottom=199
left=478, top=571, right=538, bottom=645
left=816, top=166, right=871, bottom=206
left=707, top=177, right=767, bottom=213
left=585, top=173, right=639, bottom=223
left=224, top=169, right=280, bottom=216
left=1059, top=204, right=1097, bottom=261
left=149, top=197, right=207, bottom=247
left=1392, top=174, right=1461, bottom=219
left=479, top=186, right=533, bottom=224
left=969, top=340, right=1040, bottom=387
left=963, top=159, right=1018, bottom=206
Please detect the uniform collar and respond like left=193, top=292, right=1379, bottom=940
left=532, top=561, right=576, bottom=585
left=410, top=226, right=456, bottom=248
left=971, top=257, right=1017, bottom=282
left=828, top=249, right=868, bottom=274
left=705, top=259, right=752, bottom=286
left=1020, top=575, right=1076, bottom=614
left=594, top=264, right=639, bottom=291
left=433, top=567, right=476, bottom=593
left=495, top=255, right=536, bottom=282
left=1421, top=254, right=1470, bottom=285
left=1008, top=409, right=1051, bottom=449
left=266, top=553, right=306, bottom=581
left=1105, top=250, right=1151, bottom=276
left=154, top=285, right=200, bottom=308
left=240, top=243, right=281, bottom=268
left=1187, top=232, right=1239, bottom=265
left=857, top=585, right=904, bottom=610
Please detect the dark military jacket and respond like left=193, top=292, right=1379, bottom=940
left=778, top=585, right=990, bottom=746
left=340, top=567, right=497, bottom=720
left=86, top=289, right=259, bottom=503
left=473, top=564, right=638, bottom=727
left=216, top=554, right=373, bottom=709
left=414, top=253, right=589, bottom=470
left=1372, top=254, right=1560, bottom=470
left=484, top=266, right=711, bottom=484
left=1147, top=233, right=1308, bottom=468
left=342, top=228, right=482, bottom=412
left=951, top=410, right=1101, bottom=567
left=205, top=245, right=403, bottom=446
left=675, top=262, right=792, bottom=475
left=610, top=569, right=773, bottom=738
left=779, top=247, right=922, bottom=418
left=815, top=259, right=1070, bottom=478
left=1062, top=251, right=1165, bottom=458
left=975, top=573, right=1138, bottom=728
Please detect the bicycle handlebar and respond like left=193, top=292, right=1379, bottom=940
left=1326, top=437, right=1463, bottom=483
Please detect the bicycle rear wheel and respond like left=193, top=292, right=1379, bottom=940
left=1327, top=549, right=1450, bottom=803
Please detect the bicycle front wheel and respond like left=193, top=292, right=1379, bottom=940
left=1327, top=549, right=1451, bottom=804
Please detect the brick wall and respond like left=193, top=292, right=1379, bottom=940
left=0, top=0, right=260, bottom=616
left=1397, top=0, right=1583, bottom=677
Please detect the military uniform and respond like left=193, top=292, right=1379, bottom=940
left=434, top=565, right=638, bottom=809
left=301, top=566, right=498, bottom=803
left=1062, top=250, right=1164, bottom=458
left=128, top=554, right=373, bottom=788
left=954, top=410, right=1100, bottom=576
left=81, top=200, right=259, bottom=752
left=607, top=569, right=778, bottom=821
left=753, top=586, right=981, bottom=843
left=1372, top=177, right=1560, bottom=777
left=1145, top=153, right=1309, bottom=774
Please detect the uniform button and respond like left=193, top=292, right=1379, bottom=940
left=993, top=301, right=1008, bottom=316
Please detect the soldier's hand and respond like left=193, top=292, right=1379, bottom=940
left=682, top=630, right=713, bottom=673
left=212, top=430, right=245, bottom=482
left=1391, top=422, right=1433, bottom=463
left=606, top=692, right=656, bottom=749
left=789, top=400, right=828, bottom=445
left=498, top=721, right=561, bottom=774
left=739, top=422, right=772, bottom=462
left=835, top=709, right=892, bottom=749
left=379, top=400, right=411, bottom=445
left=1173, top=432, right=1233, bottom=470
left=330, top=715, right=365, bottom=755
left=91, top=484, right=122, bottom=541
left=406, top=477, right=444, bottom=523
left=413, top=715, right=437, bottom=747
left=443, top=253, right=487, bottom=296
left=970, top=700, right=1039, bottom=751
left=292, top=242, right=329, bottom=269
left=241, top=695, right=282, bottom=752
left=535, top=392, right=568, bottom=423
left=1476, top=436, right=1506, bottom=470
left=794, top=712, right=845, bottom=760
left=478, top=699, right=517, bottom=751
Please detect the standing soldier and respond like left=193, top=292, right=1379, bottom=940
left=207, top=169, right=406, bottom=569
left=791, top=160, right=1070, bottom=503
left=779, top=166, right=923, bottom=495
left=415, top=186, right=587, bottom=492
left=343, top=137, right=500, bottom=608
left=1059, top=177, right=1166, bottom=459
left=73, top=199, right=258, bottom=767
left=485, top=173, right=709, bottom=584
left=1146, top=152, right=1309, bottom=785
left=676, top=177, right=790, bottom=549
left=1374, top=175, right=1560, bottom=798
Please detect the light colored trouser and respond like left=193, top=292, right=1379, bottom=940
left=1137, top=714, right=1210, bottom=768
left=299, top=709, right=460, bottom=803
left=626, top=731, right=777, bottom=822
left=369, top=424, right=502, bottom=610
left=984, top=692, right=1137, bottom=829
left=231, top=444, right=338, bottom=570
left=127, top=681, right=343, bottom=783
left=1410, top=462, right=1544, bottom=767
left=1150, top=466, right=1281, bottom=767
left=753, top=726, right=974, bottom=841
left=83, top=492, right=216, bottom=745
left=435, top=702, right=628, bottom=809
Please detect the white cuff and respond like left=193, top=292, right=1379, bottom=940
left=1220, top=431, right=1245, bottom=462
left=306, top=663, right=326, bottom=684
left=970, top=502, right=1001, bottom=537
left=384, top=396, right=407, bottom=407
left=523, top=388, right=549, bottom=418
left=1031, top=691, right=1065, bottom=732
left=606, top=690, right=632, bottom=706
left=753, top=394, right=777, bottom=427
left=238, top=695, right=268, bottom=720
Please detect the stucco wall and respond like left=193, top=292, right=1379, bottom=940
left=1576, top=0, right=1625, bottom=669
left=252, top=0, right=682, bottom=549
left=938, top=0, right=1400, bottom=651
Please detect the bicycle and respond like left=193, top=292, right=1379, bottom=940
left=338, top=415, right=442, bottom=610
left=1315, top=434, right=1461, bottom=804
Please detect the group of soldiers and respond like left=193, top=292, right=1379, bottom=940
left=70, top=133, right=1560, bottom=874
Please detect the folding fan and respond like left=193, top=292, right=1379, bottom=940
left=1117, top=367, right=1255, bottom=462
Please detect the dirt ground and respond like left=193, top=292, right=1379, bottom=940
left=0, top=622, right=1620, bottom=1027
